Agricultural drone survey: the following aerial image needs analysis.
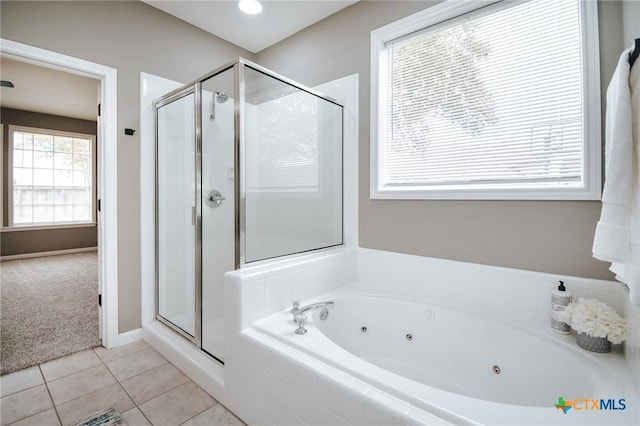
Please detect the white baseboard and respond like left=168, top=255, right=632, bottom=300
left=1, top=246, right=98, bottom=261
left=117, top=328, right=143, bottom=346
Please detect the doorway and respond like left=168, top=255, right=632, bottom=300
left=0, top=39, right=119, bottom=354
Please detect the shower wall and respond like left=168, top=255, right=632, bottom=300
left=201, top=69, right=236, bottom=361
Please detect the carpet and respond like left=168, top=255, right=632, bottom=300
left=0, top=252, right=101, bottom=374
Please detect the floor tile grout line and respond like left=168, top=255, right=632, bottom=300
left=104, top=355, right=153, bottom=425
left=97, top=343, right=167, bottom=382
left=108, top=359, right=170, bottom=383
left=2, top=342, right=245, bottom=426
left=129, top=375, right=201, bottom=425
left=46, top=362, right=120, bottom=408
left=0, top=367, right=43, bottom=398
left=132, top=402, right=155, bottom=426
left=4, top=410, right=53, bottom=426
left=98, top=350, right=134, bottom=406
left=176, top=401, right=220, bottom=426
left=40, top=349, right=104, bottom=384
left=39, top=364, right=63, bottom=426
left=111, top=345, right=205, bottom=426
left=127, top=379, right=220, bottom=426
left=213, top=400, right=246, bottom=425
left=0, top=331, right=140, bottom=380
left=48, top=376, right=122, bottom=416
left=98, top=345, right=171, bottom=425
left=92, top=347, right=107, bottom=367
left=124, top=370, right=189, bottom=407
left=0, top=364, right=53, bottom=426
left=93, top=341, right=151, bottom=365
left=120, top=348, right=244, bottom=426
left=45, top=348, right=159, bottom=425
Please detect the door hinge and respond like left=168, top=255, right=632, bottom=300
left=98, top=199, right=101, bottom=212
left=98, top=103, right=101, bottom=117
left=98, top=294, right=102, bottom=307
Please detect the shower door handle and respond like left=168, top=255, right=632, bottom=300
left=206, top=190, right=226, bottom=208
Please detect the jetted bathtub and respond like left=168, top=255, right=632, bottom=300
left=254, top=285, right=639, bottom=425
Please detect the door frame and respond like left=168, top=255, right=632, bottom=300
left=0, top=38, right=119, bottom=348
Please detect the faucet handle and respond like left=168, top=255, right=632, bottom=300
left=294, top=314, right=306, bottom=326
left=294, top=314, right=308, bottom=335
left=291, top=300, right=300, bottom=313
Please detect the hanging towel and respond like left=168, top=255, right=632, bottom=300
left=593, top=46, right=640, bottom=303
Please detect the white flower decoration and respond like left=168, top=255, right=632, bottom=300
left=559, top=298, right=627, bottom=344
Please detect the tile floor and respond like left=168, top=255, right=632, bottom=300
left=0, top=340, right=244, bottom=426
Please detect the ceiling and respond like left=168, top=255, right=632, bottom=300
left=143, top=0, right=358, bottom=53
left=0, top=1, right=356, bottom=121
left=0, top=58, right=99, bottom=121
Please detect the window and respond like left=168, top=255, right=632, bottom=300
left=9, top=125, right=96, bottom=227
left=244, top=66, right=342, bottom=195
left=371, top=0, right=601, bottom=200
left=247, top=89, right=320, bottom=192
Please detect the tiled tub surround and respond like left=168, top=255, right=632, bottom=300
left=225, top=248, right=640, bottom=425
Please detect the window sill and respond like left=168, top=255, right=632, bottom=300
left=1, top=223, right=97, bottom=232
left=370, top=186, right=602, bottom=201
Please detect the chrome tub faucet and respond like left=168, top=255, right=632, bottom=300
left=290, top=300, right=334, bottom=335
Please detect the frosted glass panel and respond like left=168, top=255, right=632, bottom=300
left=244, top=66, right=343, bottom=263
left=157, top=92, right=196, bottom=337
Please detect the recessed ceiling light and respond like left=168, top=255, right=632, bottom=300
left=239, top=0, right=262, bottom=15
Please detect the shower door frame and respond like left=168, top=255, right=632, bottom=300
left=154, top=83, right=203, bottom=347
left=153, top=58, right=344, bottom=354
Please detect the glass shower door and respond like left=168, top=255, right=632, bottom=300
left=156, top=89, right=197, bottom=339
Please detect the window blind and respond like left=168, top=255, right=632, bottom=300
left=381, top=0, right=583, bottom=190
left=247, top=91, right=320, bottom=190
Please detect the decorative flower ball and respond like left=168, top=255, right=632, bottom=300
left=559, top=298, right=627, bottom=344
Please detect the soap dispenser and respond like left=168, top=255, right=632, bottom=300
left=551, top=280, right=571, bottom=334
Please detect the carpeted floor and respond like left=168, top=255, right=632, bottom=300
left=0, top=252, right=100, bottom=374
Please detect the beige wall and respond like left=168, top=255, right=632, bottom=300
left=622, top=1, right=640, bottom=47
left=1, top=227, right=97, bottom=256
left=256, top=0, right=627, bottom=280
left=0, top=1, right=255, bottom=332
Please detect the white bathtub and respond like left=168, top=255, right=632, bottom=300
left=254, top=284, right=639, bottom=425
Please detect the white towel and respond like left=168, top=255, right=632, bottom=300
left=593, top=46, right=640, bottom=303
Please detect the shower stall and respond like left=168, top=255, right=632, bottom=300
left=154, top=59, right=344, bottom=362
